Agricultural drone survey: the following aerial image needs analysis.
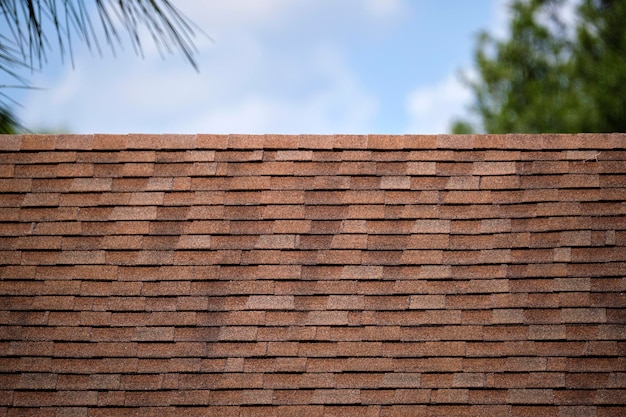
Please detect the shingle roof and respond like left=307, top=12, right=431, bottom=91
left=1, top=133, right=625, bottom=416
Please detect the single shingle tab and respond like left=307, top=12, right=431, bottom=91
left=276, top=150, right=313, bottom=161
left=380, top=176, right=411, bottom=190
left=263, top=134, right=299, bottom=149
left=473, top=161, right=517, bottom=175
left=92, top=134, right=127, bottom=150
left=247, top=296, right=295, bottom=310
left=437, top=134, right=475, bottom=149
left=367, top=135, right=404, bottom=150
left=228, top=134, right=265, bottom=149
left=504, top=134, right=544, bottom=149
left=333, top=135, right=368, bottom=149
left=299, top=135, right=335, bottom=150
left=404, top=134, right=438, bottom=149
left=0, top=135, right=21, bottom=151
left=54, top=134, right=94, bottom=150
left=20, top=135, right=56, bottom=150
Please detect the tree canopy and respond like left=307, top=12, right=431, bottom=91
left=452, top=0, right=626, bottom=134
left=0, top=0, right=200, bottom=133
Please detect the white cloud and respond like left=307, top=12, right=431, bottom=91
left=177, top=0, right=406, bottom=35
left=405, top=72, right=472, bottom=134
left=178, top=0, right=292, bottom=27
left=154, top=44, right=377, bottom=134
left=18, top=0, right=400, bottom=134
left=364, top=0, right=408, bottom=20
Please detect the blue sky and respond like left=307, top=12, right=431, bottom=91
left=8, top=0, right=507, bottom=134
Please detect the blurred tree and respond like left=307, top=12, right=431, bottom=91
left=452, top=0, right=626, bottom=134
left=574, top=0, right=626, bottom=132
left=0, top=0, right=201, bottom=133
left=0, top=107, right=18, bottom=133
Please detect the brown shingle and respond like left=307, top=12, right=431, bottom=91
left=400, top=134, right=436, bottom=150
left=193, top=134, right=228, bottom=149
left=225, top=134, right=264, bottom=149
left=297, top=135, right=334, bottom=150
left=0, top=135, right=21, bottom=151
left=436, top=134, right=474, bottom=149
left=246, top=296, right=295, bottom=310
left=366, top=135, right=403, bottom=149
left=1, top=134, right=624, bottom=413
left=0, top=178, right=32, bottom=192
left=89, top=134, right=125, bottom=151
left=474, top=161, right=517, bottom=176
left=331, top=135, right=367, bottom=149
left=380, top=176, right=411, bottom=190
left=446, top=175, right=481, bottom=190
left=20, top=135, right=56, bottom=151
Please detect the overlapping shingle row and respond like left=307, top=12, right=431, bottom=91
left=0, top=134, right=625, bottom=416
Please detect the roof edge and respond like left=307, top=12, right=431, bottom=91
left=0, top=133, right=624, bottom=151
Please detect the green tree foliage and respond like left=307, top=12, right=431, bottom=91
left=0, top=107, right=18, bottom=133
left=452, top=0, right=626, bottom=134
left=0, top=0, right=200, bottom=133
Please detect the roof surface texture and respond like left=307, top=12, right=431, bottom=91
left=0, top=134, right=625, bottom=416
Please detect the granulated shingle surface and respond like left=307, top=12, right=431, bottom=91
left=0, top=133, right=625, bottom=416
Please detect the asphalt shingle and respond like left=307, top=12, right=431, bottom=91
left=0, top=133, right=625, bottom=416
